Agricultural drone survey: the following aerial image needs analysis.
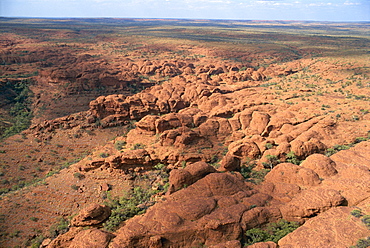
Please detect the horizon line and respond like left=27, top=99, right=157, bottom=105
left=1, top=16, right=369, bottom=24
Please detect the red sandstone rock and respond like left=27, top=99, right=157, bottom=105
left=300, top=153, right=338, bottom=179
left=109, top=172, right=263, bottom=247
left=209, top=240, right=242, bottom=248
left=71, top=204, right=111, bottom=227
left=280, top=188, right=345, bottom=222
left=264, top=163, right=321, bottom=187
left=246, top=241, right=278, bottom=248
left=219, top=154, right=241, bottom=171
left=68, top=229, right=114, bottom=248
left=278, top=206, right=369, bottom=248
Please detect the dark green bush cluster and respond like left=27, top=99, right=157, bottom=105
left=262, top=155, right=280, bottom=169
left=362, top=215, right=370, bottom=229
left=132, top=143, right=145, bottom=150
left=28, top=235, right=44, bottom=248
left=325, top=134, right=370, bottom=157
left=1, top=81, right=33, bottom=140
left=114, top=140, right=126, bottom=150
left=351, top=209, right=363, bottom=218
left=103, top=164, right=169, bottom=232
left=240, top=160, right=270, bottom=184
left=325, top=144, right=352, bottom=156
left=351, top=237, right=370, bottom=248
left=48, top=217, right=69, bottom=238
left=285, top=151, right=301, bottom=165
left=244, top=219, right=300, bottom=246
left=350, top=208, right=370, bottom=248
left=103, top=186, right=156, bottom=232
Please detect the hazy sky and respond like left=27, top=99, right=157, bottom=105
left=1, top=0, right=369, bottom=21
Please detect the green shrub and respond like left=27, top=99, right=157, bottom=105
left=103, top=187, right=156, bottom=232
left=132, top=143, right=145, bottom=150
left=49, top=217, right=69, bottom=238
left=264, top=143, right=273, bottom=150
left=245, top=228, right=270, bottom=245
left=0, top=81, right=33, bottom=140
left=244, top=219, right=300, bottom=246
left=325, top=144, right=352, bottom=156
left=351, top=209, right=363, bottom=218
left=351, top=237, right=370, bottom=248
left=154, top=163, right=166, bottom=170
left=240, top=160, right=270, bottom=184
left=114, top=140, right=126, bottom=150
left=71, top=184, right=79, bottom=190
left=73, top=172, right=84, bottom=180
left=285, top=151, right=301, bottom=165
left=362, top=215, right=370, bottom=229
left=28, top=235, right=44, bottom=248
left=99, top=152, right=109, bottom=158
left=262, top=155, right=280, bottom=169
left=30, top=217, right=39, bottom=222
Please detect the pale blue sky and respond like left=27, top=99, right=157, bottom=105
left=1, top=0, right=369, bottom=21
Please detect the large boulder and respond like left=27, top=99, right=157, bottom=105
left=68, top=229, right=115, bottom=248
left=264, top=163, right=321, bottom=187
left=280, top=188, right=345, bottom=222
left=300, top=154, right=338, bottom=179
left=71, top=204, right=111, bottom=227
left=219, top=154, right=241, bottom=172
left=168, top=161, right=217, bottom=193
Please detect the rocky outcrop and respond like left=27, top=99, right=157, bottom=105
left=264, top=163, right=321, bottom=187
left=71, top=204, right=111, bottom=227
left=300, top=154, right=338, bottom=179
left=278, top=206, right=370, bottom=248
left=68, top=229, right=115, bottom=248
left=109, top=172, right=273, bottom=248
left=168, top=161, right=217, bottom=193
left=47, top=228, right=114, bottom=248
left=280, top=188, right=346, bottom=222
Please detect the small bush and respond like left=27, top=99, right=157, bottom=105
left=285, top=151, right=301, bottom=165
left=351, top=209, right=363, bottom=218
left=73, top=172, right=84, bottom=180
left=154, top=163, right=166, bottom=170
left=240, top=160, right=270, bottom=184
left=362, top=215, right=370, bottom=229
left=103, top=186, right=156, bottom=232
left=132, top=143, right=145, bottom=150
left=262, top=155, right=280, bottom=169
left=49, top=217, right=69, bottom=238
left=351, top=237, right=370, bottom=248
left=30, top=217, right=39, bottom=222
left=28, top=235, right=44, bottom=248
left=244, top=219, right=300, bottom=246
left=114, top=140, right=126, bottom=150
left=264, top=143, right=273, bottom=150
left=71, top=184, right=79, bottom=190
left=325, top=144, right=352, bottom=156
left=99, top=152, right=109, bottom=158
